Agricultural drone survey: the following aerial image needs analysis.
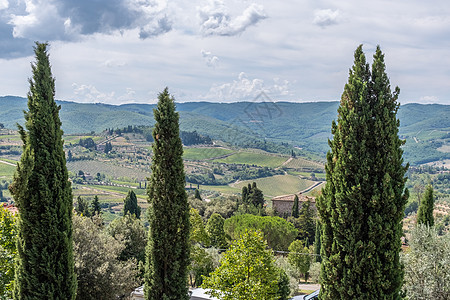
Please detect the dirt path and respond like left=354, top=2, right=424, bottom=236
left=0, top=160, right=16, bottom=166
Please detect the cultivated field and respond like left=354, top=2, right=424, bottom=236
left=233, top=174, right=315, bottom=198
left=183, top=147, right=234, bottom=160
left=214, top=151, right=287, bottom=168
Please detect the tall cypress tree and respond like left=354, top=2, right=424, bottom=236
left=124, top=190, right=141, bottom=219
left=9, top=42, right=76, bottom=299
left=145, top=88, right=190, bottom=300
left=416, top=184, right=434, bottom=226
left=292, top=195, right=299, bottom=218
left=317, top=45, right=408, bottom=299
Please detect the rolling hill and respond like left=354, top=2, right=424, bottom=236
left=1, top=96, right=448, bottom=165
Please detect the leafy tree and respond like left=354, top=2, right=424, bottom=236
left=402, top=224, right=450, bottom=300
left=202, top=230, right=279, bottom=300
left=206, top=213, right=228, bottom=249
left=73, top=214, right=138, bottom=300
left=75, top=196, right=90, bottom=217
left=0, top=123, right=3, bottom=129
left=145, top=88, right=190, bottom=300
left=240, top=182, right=265, bottom=214
left=194, top=189, right=202, bottom=200
left=416, top=184, right=434, bottom=226
left=190, top=208, right=210, bottom=246
left=104, top=142, right=112, bottom=153
left=9, top=42, right=77, bottom=299
left=124, top=190, right=141, bottom=219
left=107, top=213, right=147, bottom=263
left=276, top=268, right=291, bottom=300
left=67, top=149, right=73, bottom=162
left=0, top=207, right=16, bottom=299
left=291, top=195, right=299, bottom=218
left=317, top=45, right=409, bottom=299
left=189, top=244, right=214, bottom=288
left=91, top=195, right=102, bottom=216
left=288, top=240, right=311, bottom=282
left=224, top=214, right=297, bottom=251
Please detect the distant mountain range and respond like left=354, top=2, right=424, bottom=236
left=1, top=96, right=449, bottom=165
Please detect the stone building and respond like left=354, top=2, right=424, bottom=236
left=271, top=193, right=315, bottom=216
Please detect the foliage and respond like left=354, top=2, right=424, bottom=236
left=276, top=268, right=291, bottom=300
left=0, top=208, right=16, bottom=299
left=78, top=137, right=95, bottom=149
left=181, top=130, right=212, bottom=146
left=194, top=189, right=202, bottom=200
left=314, top=221, right=321, bottom=263
left=91, top=195, right=102, bottom=216
left=145, top=88, right=190, bottom=300
left=292, top=195, right=299, bottom=218
left=288, top=240, right=312, bottom=282
left=402, top=224, right=450, bottom=300
left=124, top=190, right=141, bottom=219
left=296, top=198, right=316, bottom=245
left=75, top=196, right=91, bottom=217
left=9, top=42, right=77, bottom=299
left=205, top=213, right=228, bottom=249
left=317, top=45, right=409, bottom=299
left=224, top=214, right=297, bottom=251
left=417, top=184, right=435, bottom=226
left=189, top=244, right=214, bottom=288
left=274, top=256, right=299, bottom=297
left=190, top=208, right=210, bottom=246
left=73, top=214, right=138, bottom=300
left=107, top=213, right=147, bottom=263
left=202, top=230, right=280, bottom=300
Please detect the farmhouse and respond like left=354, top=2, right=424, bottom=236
left=271, top=193, right=315, bottom=216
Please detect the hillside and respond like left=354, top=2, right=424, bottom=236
left=0, top=96, right=449, bottom=165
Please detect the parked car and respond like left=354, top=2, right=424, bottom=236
left=302, top=289, right=319, bottom=300
left=290, top=289, right=320, bottom=300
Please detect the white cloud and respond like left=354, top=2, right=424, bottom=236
left=419, top=96, right=439, bottom=104
left=0, top=0, right=8, bottom=10
left=313, top=9, right=340, bottom=28
left=204, top=72, right=290, bottom=101
left=198, top=0, right=267, bottom=36
left=72, top=83, right=115, bottom=103
left=201, top=49, right=219, bottom=68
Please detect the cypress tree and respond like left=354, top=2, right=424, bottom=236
left=145, top=88, right=190, bottom=300
left=292, top=195, right=299, bottom=218
left=317, top=45, right=408, bottom=299
left=416, top=184, right=434, bottom=226
left=194, top=189, right=202, bottom=200
left=91, top=195, right=101, bottom=216
left=9, top=42, right=76, bottom=299
left=314, top=220, right=321, bottom=263
left=124, top=190, right=141, bottom=219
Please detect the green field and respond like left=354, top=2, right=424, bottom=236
left=233, top=175, right=314, bottom=197
left=214, top=152, right=287, bottom=168
left=283, top=157, right=324, bottom=170
left=194, top=184, right=241, bottom=195
left=183, top=147, right=234, bottom=160
left=67, top=160, right=150, bottom=180
left=0, top=161, right=16, bottom=178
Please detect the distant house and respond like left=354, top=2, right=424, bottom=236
left=271, top=193, right=316, bottom=216
left=83, top=172, right=94, bottom=181
left=130, top=287, right=217, bottom=300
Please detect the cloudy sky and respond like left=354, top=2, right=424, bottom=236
left=0, top=0, right=449, bottom=104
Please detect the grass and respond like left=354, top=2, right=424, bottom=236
left=233, top=174, right=315, bottom=197
left=183, top=147, right=234, bottom=160
left=67, top=160, right=150, bottom=180
left=0, top=162, right=16, bottom=178
left=282, top=157, right=324, bottom=170
left=194, top=184, right=241, bottom=195
left=214, top=151, right=287, bottom=168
